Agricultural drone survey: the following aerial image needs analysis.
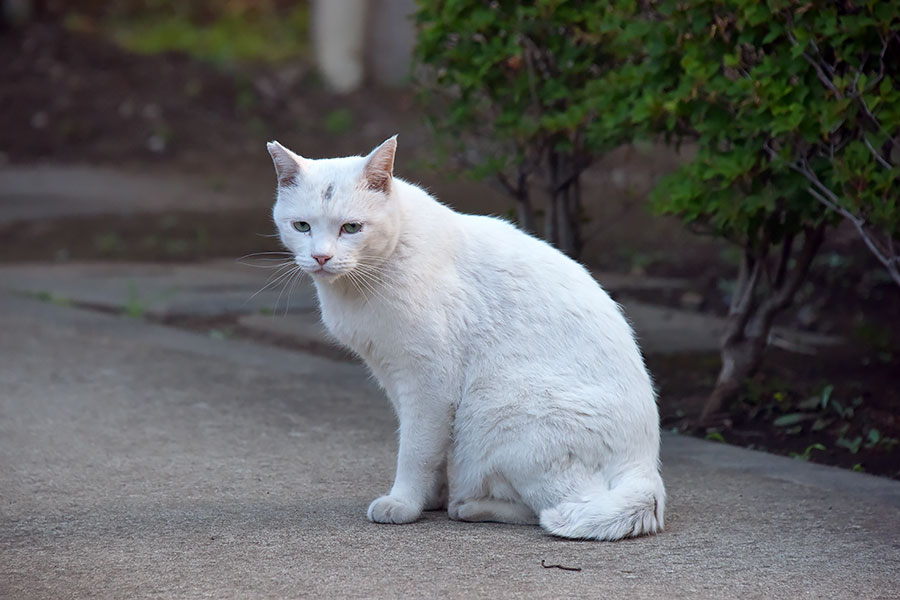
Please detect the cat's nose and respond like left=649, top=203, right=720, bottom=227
left=312, top=254, right=333, bottom=266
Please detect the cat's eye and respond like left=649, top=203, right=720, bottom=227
left=292, top=221, right=310, bottom=233
left=342, top=222, right=362, bottom=234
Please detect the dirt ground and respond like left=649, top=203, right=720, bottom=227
left=1, top=23, right=897, bottom=478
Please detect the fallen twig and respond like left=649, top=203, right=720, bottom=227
left=541, top=559, right=582, bottom=572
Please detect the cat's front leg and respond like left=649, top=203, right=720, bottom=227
left=367, top=395, right=451, bottom=524
left=422, top=459, right=448, bottom=511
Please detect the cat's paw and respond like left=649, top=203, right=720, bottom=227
left=367, top=495, right=421, bottom=524
left=449, top=498, right=538, bottom=524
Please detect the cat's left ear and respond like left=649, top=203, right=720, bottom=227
left=362, top=135, right=397, bottom=193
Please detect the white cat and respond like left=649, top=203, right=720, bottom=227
left=267, top=136, right=665, bottom=540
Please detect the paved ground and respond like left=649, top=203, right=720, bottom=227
left=0, top=162, right=896, bottom=598
left=1, top=288, right=899, bottom=600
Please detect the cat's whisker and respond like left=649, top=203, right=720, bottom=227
left=283, top=267, right=306, bottom=317
left=239, top=257, right=295, bottom=263
left=349, top=265, right=384, bottom=303
left=237, top=259, right=296, bottom=269
left=354, top=262, right=397, bottom=290
left=235, top=251, right=294, bottom=261
left=355, top=270, right=385, bottom=304
left=354, top=255, right=394, bottom=271
left=352, top=267, right=387, bottom=291
left=261, top=261, right=297, bottom=285
left=353, top=257, right=389, bottom=275
left=356, top=256, right=396, bottom=274
left=273, top=265, right=302, bottom=315
left=352, top=272, right=391, bottom=300
left=349, top=266, right=390, bottom=304
left=244, top=263, right=298, bottom=306
left=344, top=270, right=370, bottom=303
left=235, top=250, right=296, bottom=269
left=258, top=262, right=296, bottom=290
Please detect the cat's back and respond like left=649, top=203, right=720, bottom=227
left=453, top=211, right=647, bottom=373
left=455, top=213, right=609, bottom=307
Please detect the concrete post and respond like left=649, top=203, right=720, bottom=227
left=311, top=0, right=415, bottom=93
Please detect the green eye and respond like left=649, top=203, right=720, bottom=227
left=342, top=222, right=362, bottom=234
left=292, top=221, right=310, bottom=233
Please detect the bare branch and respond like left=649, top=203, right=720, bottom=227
left=867, top=32, right=891, bottom=90
left=769, top=223, right=825, bottom=309
left=767, top=135, right=900, bottom=284
left=514, top=167, right=537, bottom=233
left=863, top=135, right=894, bottom=169
left=774, top=232, right=795, bottom=289
left=551, top=161, right=590, bottom=193
left=806, top=185, right=900, bottom=286
left=520, top=35, right=542, bottom=117
left=721, top=251, right=763, bottom=347
left=801, top=52, right=840, bottom=96
left=495, top=172, right=517, bottom=197
left=849, top=54, right=867, bottom=95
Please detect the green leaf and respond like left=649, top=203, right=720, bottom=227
left=865, top=428, right=881, bottom=449
left=706, top=431, right=726, bottom=443
left=820, top=384, right=834, bottom=409
left=796, top=396, right=822, bottom=410
left=773, top=413, right=810, bottom=427
left=790, top=443, right=826, bottom=461
left=811, top=417, right=832, bottom=432
left=836, top=436, right=863, bottom=454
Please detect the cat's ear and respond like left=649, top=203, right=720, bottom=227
left=267, top=141, right=306, bottom=187
left=362, top=135, right=397, bottom=193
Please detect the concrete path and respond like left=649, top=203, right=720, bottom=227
left=1, top=290, right=898, bottom=599
left=0, top=261, right=318, bottom=319
left=0, top=164, right=263, bottom=223
left=0, top=261, right=841, bottom=356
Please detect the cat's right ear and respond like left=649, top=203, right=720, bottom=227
left=362, top=135, right=397, bottom=193
left=266, top=141, right=306, bottom=187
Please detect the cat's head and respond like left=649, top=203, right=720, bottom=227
left=267, top=136, right=401, bottom=281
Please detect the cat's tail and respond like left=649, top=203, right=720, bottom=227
left=538, top=470, right=665, bottom=541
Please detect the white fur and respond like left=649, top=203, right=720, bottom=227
left=267, top=137, right=665, bottom=541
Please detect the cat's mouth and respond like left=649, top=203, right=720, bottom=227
left=308, top=266, right=342, bottom=279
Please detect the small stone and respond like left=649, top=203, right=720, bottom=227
left=796, top=304, right=819, bottom=329
left=680, top=290, right=705, bottom=311
left=146, top=134, right=166, bottom=154
left=142, top=103, right=162, bottom=120
left=118, top=100, right=135, bottom=118
left=49, top=63, right=65, bottom=81
left=30, top=111, right=49, bottom=129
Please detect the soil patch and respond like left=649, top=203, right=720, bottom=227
left=650, top=348, right=900, bottom=479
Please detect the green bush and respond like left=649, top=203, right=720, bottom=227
left=593, top=0, right=898, bottom=276
left=590, top=0, right=899, bottom=418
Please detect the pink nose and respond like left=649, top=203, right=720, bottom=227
left=312, top=254, right=332, bottom=266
